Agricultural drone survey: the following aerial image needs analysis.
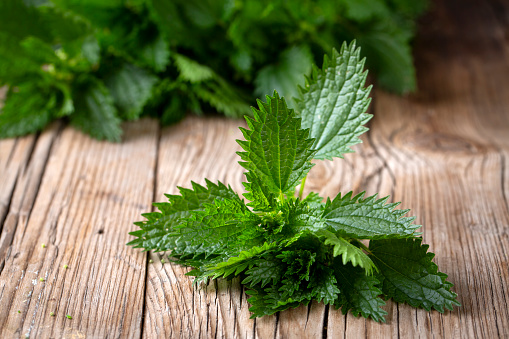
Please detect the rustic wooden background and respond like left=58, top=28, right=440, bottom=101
left=1, top=0, right=508, bottom=338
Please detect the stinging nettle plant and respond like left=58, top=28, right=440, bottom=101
left=128, top=41, right=460, bottom=322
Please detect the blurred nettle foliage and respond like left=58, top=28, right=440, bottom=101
left=0, top=0, right=427, bottom=141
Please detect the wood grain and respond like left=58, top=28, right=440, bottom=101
left=0, top=120, right=158, bottom=338
left=0, top=0, right=508, bottom=337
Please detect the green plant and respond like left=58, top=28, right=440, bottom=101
left=0, top=0, right=427, bottom=141
left=128, top=42, right=460, bottom=321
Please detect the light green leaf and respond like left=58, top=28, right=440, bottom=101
left=295, top=41, right=372, bottom=160
left=174, top=54, right=215, bottom=83
left=316, top=229, right=376, bottom=275
left=324, top=191, right=420, bottom=239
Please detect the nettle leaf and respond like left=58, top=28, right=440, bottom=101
left=241, top=172, right=277, bottom=212
left=105, top=63, right=158, bottom=120
left=70, top=80, right=122, bottom=142
left=282, top=199, right=327, bottom=235
left=357, top=23, right=416, bottom=94
left=173, top=54, right=251, bottom=118
left=170, top=197, right=258, bottom=260
left=0, top=82, right=55, bottom=138
left=334, top=261, right=387, bottom=322
left=20, top=36, right=60, bottom=65
left=0, top=32, right=40, bottom=81
left=324, top=191, right=420, bottom=239
left=308, top=264, right=341, bottom=305
left=82, top=35, right=101, bottom=65
left=193, top=78, right=252, bottom=118
left=254, top=45, right=313, bottom=102
left=128, top=180, right=243, bottom=252
left=316, top=229, right=376, bottom=275
left=242, top=256, right=283, bottom=288
left=302, top=192, right=325, bottom=209
left=237, top=92, right=316, bottom=208
left=174, top=53, right=215, bottom=83
left=0, top=0, right=51, bottom=41
left=209, top=242, right=279, bottom=281
left=295, top=41, right=372, bottom=160
left=140, top=34, right=170, bottom=72
left=369, top=238, right=461, bottom=313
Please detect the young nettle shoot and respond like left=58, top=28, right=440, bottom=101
left=66, top=315, right=72, bottom=320
left=128, top=42, right=460, bottom=322
left=50, top=312, right=55, bottom=317
left=63, top=264, right=68, bottom=269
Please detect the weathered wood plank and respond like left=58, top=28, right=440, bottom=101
left=142, top=117, right=261, bottom=339
left=0, top=120, right=158, bottom=338
left=0, top=123, right=60, bottom=272
left=0, top=134, right=37, bottom=231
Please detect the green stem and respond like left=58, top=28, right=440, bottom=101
left=298, top=175, right=307, bottom=200
left=278, top=191, right=285, bottom=202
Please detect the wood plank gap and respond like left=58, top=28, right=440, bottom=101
left=140, top=123, right=161, bottom=339
left=322, top=304, right=329, bottom=339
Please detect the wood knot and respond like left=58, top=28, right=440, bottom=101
left=405, top=132, right=485, bottom=154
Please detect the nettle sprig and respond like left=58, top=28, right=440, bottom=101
left=128, top=42, right=460, bottom=321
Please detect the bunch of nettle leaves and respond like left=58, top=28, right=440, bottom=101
left=0, top=0, right=427, bottom=141
left=129, top=42, right=460, bottom=321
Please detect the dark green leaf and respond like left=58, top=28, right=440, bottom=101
left=334, top=262, right=387, bottom=322
left=237, top=92, right=316, bottom=207
left=254, top=45, right=313, bottom=102
left=0, top=83, right=55, bottom=137
left=357, top=24, right=416, bottom=93
left=140, top=34, right=170, bottom=72
left=105, top=63, right=158, bottom=120
left=324, top=191, right=420, bottom=239
left=369, top=238, right=461, bottom=312
left=70, top=80, right=122, bottom=141
left=127, top=180, right=244, bottom=251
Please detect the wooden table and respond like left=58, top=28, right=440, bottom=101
left=1, top=0, right=508, bottom=338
